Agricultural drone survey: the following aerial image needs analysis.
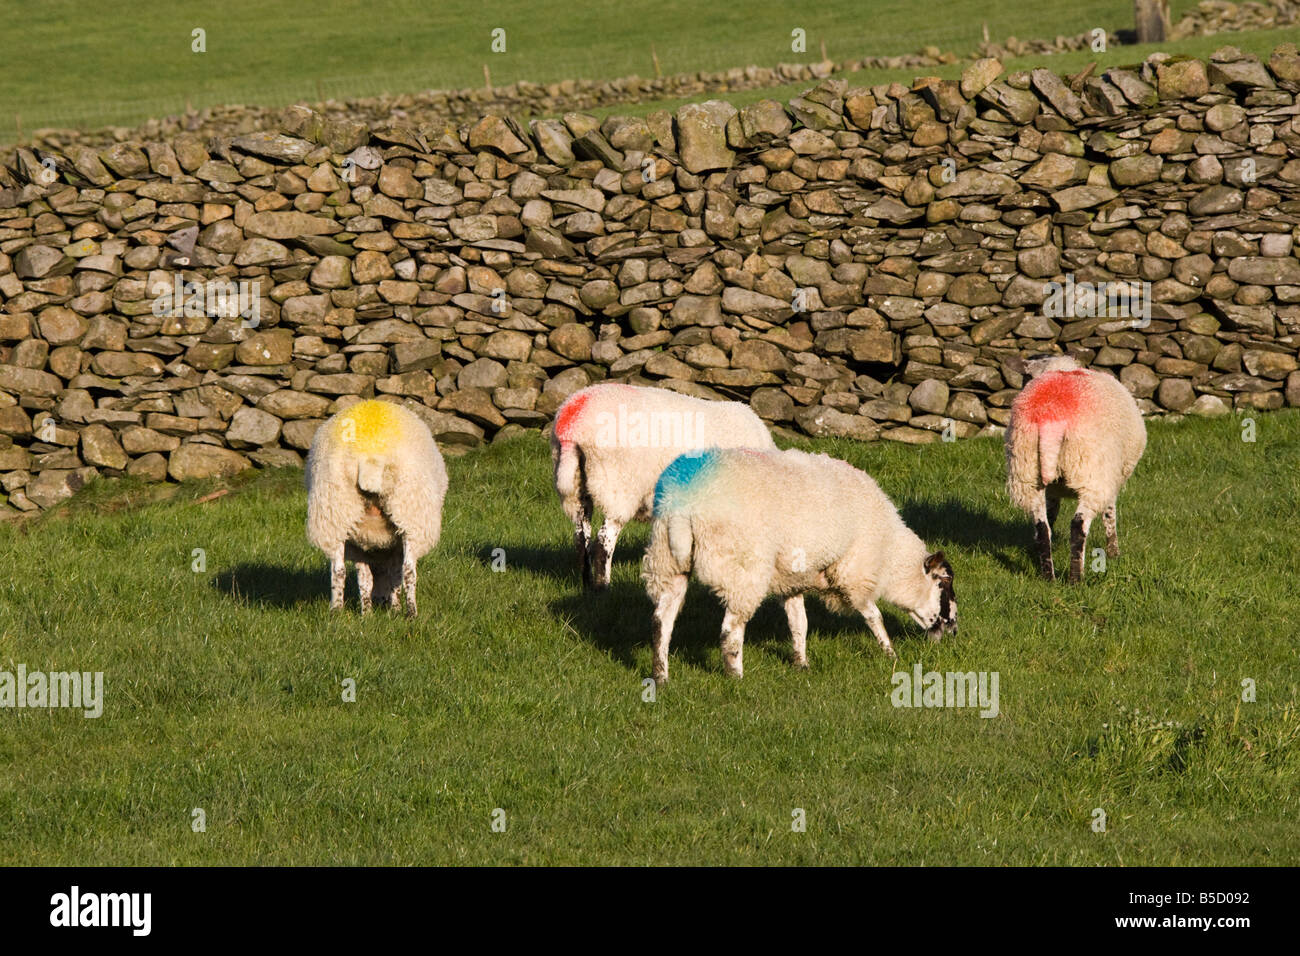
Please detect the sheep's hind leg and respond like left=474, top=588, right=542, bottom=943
left=785, top=595, right=809, bottom=669
left=588, top=518, right=623, bottom=591
left=329, top=546, right=347, bottom=611
left=650, top=573, right=688, bottom=684
left=1032, top=490, right=1055, bottom=581
left=858, top=601, right=898, bottom=660
left=720, top=608, right=750, bottom=678
left=401, top=542, right=418, bottom=618
left=573, top=486, right=594, bottom=589
left=356, top=559, right=374, bottom=613
left=1103, top=503, right=1119, bottom=558
left=1069, top=506, right=1097, bottom=584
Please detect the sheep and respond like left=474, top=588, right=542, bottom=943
left=305, top=399, right=448, bottom=615
left=642, top=447, right=956, bottom=682
left=1004, top=355, right=1147, bottom=583
left=550, top=382, right=776, bottom=590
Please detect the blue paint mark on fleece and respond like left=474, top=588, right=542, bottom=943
left=653, top=449, right=721, bottom=516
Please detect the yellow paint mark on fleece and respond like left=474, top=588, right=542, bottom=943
left=330, top=400, right=407, bottom=454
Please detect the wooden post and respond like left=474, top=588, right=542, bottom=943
left=820, top=39, right=828, bottom=62
left=652, top=44, right=661, bottom=78
left=483, top=62, right=492, bottom=93
left=1134, top=0, right=1170, bottom=43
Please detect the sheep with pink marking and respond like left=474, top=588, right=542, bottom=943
left=550, top=383, right=775, bottom=590
left=643, top=447, right=956, bottom=682
left=1004, top=355, right=1147, bottom=583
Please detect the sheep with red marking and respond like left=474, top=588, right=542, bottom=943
left=1005, top=356, right=1146, bottom=582
left=550, top=383, right=775, bottom=590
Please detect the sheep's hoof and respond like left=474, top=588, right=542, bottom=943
left=1068, top=568, right=1083, bottom=584
left=1106, top=544, right=1120, bottom=559
left=793, top=659, right=809, bottom=670
left=1039, top=564, right=1055, bottom=581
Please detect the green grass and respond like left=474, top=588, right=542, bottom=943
left=1, top=0, right=1268, bottom=142
left=1, top=410, right=1297, bottom=865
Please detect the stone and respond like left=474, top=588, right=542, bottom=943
left=38, top=307, right=87, bottom=345
left=1119, top=363, right=1160, bottom=398
left=908, top=378, right=950, bottom=415
left=457, top=358, right=508, bottom=390
left=549, top=323, right=596, bottom=361
left=235, top=329, right=294, bottom=366
left=26, top=469, right=94, bottom=509
left=1188, top=186, right=1243, bottom=216
left=226, top=407, right=283, bottom=448
left=1156, top=378, right=1196, bottom=412
left=961, top=58, right=1003, bottom=99
left=676, top=101, right=737, bottom=173
left=0, top=365, right=63, bottom=397
left=1186, top=394, right=1230, bottom=417
left=121, top=426, right=180, bottom=455
left=794, top=405, right=880, bottom=441
left=79, top=424, right=128, bottom=470
left=165, top=442, right=253, bottom=485
left=14, top=245, right=72, bottom=280
left=244, top=211, right=341, bottom=239
left=1228, top=258, right=1300, bottom=286
left=1156, top=58, right=1209, bottom=99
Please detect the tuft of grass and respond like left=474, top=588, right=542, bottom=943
left=0, top=410, right=1296, bottom=864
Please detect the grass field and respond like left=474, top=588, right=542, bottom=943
left=1, top=0, right=1266, bottom=141
left=1, top=410, right=1296, bottom=865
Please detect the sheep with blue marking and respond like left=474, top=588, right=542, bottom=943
left=551, top=383, right=775, bottom=590
left=642, top=447, right=956, bottom=682
left=306, top=399, right=448, bottom=615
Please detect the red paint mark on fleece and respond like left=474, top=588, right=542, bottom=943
left=1018, top=369, right=1091, bottom=425
left=555, top=391, right=591, bottom=442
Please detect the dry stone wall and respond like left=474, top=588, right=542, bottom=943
left=2, top=44, right=1300, bottom=514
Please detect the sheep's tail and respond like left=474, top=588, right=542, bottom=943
left=554, top=439, right=582, bottom=500
left=357, top=456, right=385, bottom=495
left=1037, top=419, right=1067, bottom=486
left=666, top=514, right=693, bottom=568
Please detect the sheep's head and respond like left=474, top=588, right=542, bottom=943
left=909, top=551, right=957, bottom=641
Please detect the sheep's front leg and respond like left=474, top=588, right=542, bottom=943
left=785, top=595, right=809, bottom=669
left=650, top=573, right=688, bottom=684
left=1069, top=506, right=1096, bottom=584
left=402, top=541, right=418, bottom=618
left=589, top=517, right=623, bottom=591
left=330, top=545, right=347, bottom=610
left=1102, top=503, right=1119, bottom=558
left=859, top=601, right=897, bottom=660
left=356, top=559, right=374, bottom=614
left=1032, top=490, right=1055, bottom=580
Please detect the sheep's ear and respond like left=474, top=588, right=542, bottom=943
left=924, top=551, right=953, bottom=581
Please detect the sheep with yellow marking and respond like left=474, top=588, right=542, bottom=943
left=306, top=399, right=448, bottom=615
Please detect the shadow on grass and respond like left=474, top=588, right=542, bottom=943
left=212, top=562, right=325, bottom=608
left=549, top=578, right=913, bottom=678
left=901, top=496, right=1041, bottom=575
left=471, top=537, right=644, bottom=584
